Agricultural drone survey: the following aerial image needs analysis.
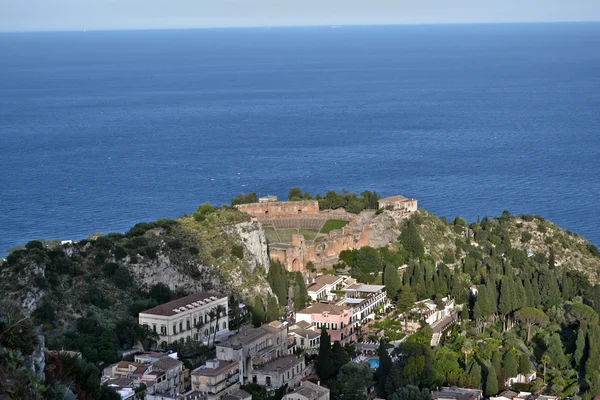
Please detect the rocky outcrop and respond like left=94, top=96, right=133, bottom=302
left=230, top=220, right=270, bottom=273
left=23, top=333, right=45, bottom=380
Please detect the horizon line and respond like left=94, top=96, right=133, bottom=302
left=1, top=19, right=599, bottom=34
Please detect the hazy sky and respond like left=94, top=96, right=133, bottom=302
left=1, top=0, right=599, bottom=32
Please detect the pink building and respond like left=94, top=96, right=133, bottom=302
left=295, top=303, right=356, bottom=345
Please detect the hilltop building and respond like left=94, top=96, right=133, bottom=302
left=138, top=292, right=229, bottom=347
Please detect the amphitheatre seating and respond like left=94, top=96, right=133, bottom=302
left=268, top=218, right=327, bottom=230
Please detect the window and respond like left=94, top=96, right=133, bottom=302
left=173, top=325, right=177, bottom=335
left=193, top=317, right=197, bottom=326
left=153, top=324, right=157, bottom=333
left=266, top=376, right=272, bottom=386
left=300, top=338, right=305, bottom=346
left=161, top=326, right=166, bottom=335
left=179, top=322, right=183, bottom=332
left=187, top=320, right=191, bottom=330
left=252, top=376, right=257, bottom=384
left=223, top=322, right=226, bottom=330
left=332, top=323, right=337, bottom=330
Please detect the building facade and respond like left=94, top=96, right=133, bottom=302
left=138, top=292, right=229, bottom=346
left=377, top=195, right=418, bottom=213
left=191, top=359, right=240, bottom=400
left=295, top=303, right=355, bottom=345
left=283, top=381, right=330, bottom=400
left=306, top=275, right=344, bottom=301
left=251, top=355, right=307, bottom=390
left=216, top=321, right=288, bottom=383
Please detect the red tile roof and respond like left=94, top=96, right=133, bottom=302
left=140, top=291, right=226, bottom=316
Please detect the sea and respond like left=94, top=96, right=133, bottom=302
left=1, top=23, right=599, bottom=255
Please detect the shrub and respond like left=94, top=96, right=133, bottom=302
left=521, top=231, right=533, bottom=243
left=103, top=262, right=119, bottom=276
left=521, top=214, right=535, bottom=222
left=166, top=239, right=183, bottom=250
left=211, top=248, right=225, bottom=259
left=112, top=267, right=131, bottom=289
left=231, top=244, right=244, bottom=259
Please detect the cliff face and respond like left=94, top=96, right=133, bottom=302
left=0, top=209, right=272, bottom=322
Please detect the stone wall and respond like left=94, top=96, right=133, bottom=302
left=378, top=196, right=418, bottom=213
left=235, top=200, right=319, bottom=219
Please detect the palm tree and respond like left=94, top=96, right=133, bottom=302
left=212, top=304, right=227, bottom=346
left=462, top=339, right=474, bottom=371
left=541, top=354, right=550, bottom=383
left=207, top=309, right=217, bottom=346
left=194, top=317, right=205, bottom=344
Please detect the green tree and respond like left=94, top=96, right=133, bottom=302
left=519, top=353, right=532, bottom=375
left=470, top=362, right=482, bottom=389
left=491, top=352, right=502, bottom=382
left=231, top=192, right=258, bottom=205
left=543, top=333, right=567, bottom=370
left=376, top=340, right=393, bottom=396
left=384, top=363, right=402, bottom=397
left=251, top=296, right=265, bottom=327
left=331, top=340, right=350, bottom=377
left=590, top=372, right=600, bottom=397
left=148, top=283, right=172, bottom=304
left=485, top=364, right=499, bottom=397
left=397, top=286, right=417, bottom=331
left=400, top=221, right=425, bottom=259
left=193, top=202, right=216, bottom=222
left=383, top=263, right=401, bottom=300
left=503, top=351, right=518, bottom=380
left=267, top=260, right=287, bottom=305
left=318, top=327, right=334, bottom=381
left=265, top=296, right=279, bottom=322
left=337, top=362, right=372, bottom=400
left=389, top=385, right=432, bottom=400
left=514, top=307, right=549, bottom=343
left=293, top=271, right=308, bottom=310
left=574, top=327, right=586, bottom=369
left=288, top=187, right=303, bottom=200
left=499, top=277, right=514, bottom=331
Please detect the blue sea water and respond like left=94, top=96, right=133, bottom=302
left=1, top=23, right=600, bottom=255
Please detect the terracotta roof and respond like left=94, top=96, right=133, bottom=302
left=152, top=356, right=182, bottom=371
left=192, top=359, right=237, bottom=377
left=289, top=381, right=330, bottom=399
left=294, top=321, right=312, bottom=330
left=117, top=361, right=145, bottom=369
left=297, top=302, right=349, bottom=316
left=222, top=390, right=252, bottom=400
left=256, top=355, right=302, bottom=373
left=140, top=291, right=226, bottom=317
left=308, top=275, right=343, bottom=293
left=379, top=195, right=414, bottom=202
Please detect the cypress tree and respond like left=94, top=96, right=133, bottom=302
left=486, top=279, right=498, bottom=317
left=561, top=270, right=573, bottom=301
left=503, top=351, right=518, bottom=379
left=519, top=353, right=532, bottom=374
left=574, top=327, right=586, bottom=370
left=384, top=363, right=402, bottom=397
left=470, top=362, right=482, bottom=389
left=267, top=260, right=288, bottom=306
left=532, top=277, right=542, bottom=308
left=523, top=278, right=535, bottom=308
left=251, top=296, right=265, bottom=327
left=265, top=296, right=279, bottom=322
left=499, top=277, right=514, bottom=330
left=294, top=271, right=308, bottom=310
left=383, top=263, right=401, bottom=300
left=539, top=268, right=561, bottom=308
left=485, top=364, right=499, bottom=397
left=548, top=247, right=556, bottom=270
left=400, top=221, right=425, bottom=259
left=317, top=327, right=334, bottom=381
left=491, top=352, right=502, bottom=378
left=376, top=340, right=393, bottom=397
left=331, top=340, right=350, bottom=377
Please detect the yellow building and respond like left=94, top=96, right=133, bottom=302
left=191, top=359, right=240, bottom=400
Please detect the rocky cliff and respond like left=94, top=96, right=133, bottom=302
left=0, top=208, right=272, bottom=323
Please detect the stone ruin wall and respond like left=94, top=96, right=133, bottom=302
left=235, top=200, right=320, bottom=219
left=236, top=196, right=416, bottom=272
